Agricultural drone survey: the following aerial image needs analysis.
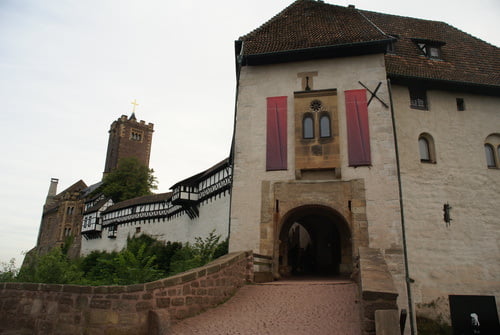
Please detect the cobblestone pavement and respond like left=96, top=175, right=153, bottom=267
left=169, top=278, right=362, bottom=335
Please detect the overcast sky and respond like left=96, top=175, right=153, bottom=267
left=1, top=0, right=498, bottom=267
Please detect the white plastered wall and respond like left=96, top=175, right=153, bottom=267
left=80, top=193, right=230, bottom=256
left=230, top=53, right=408, bottom=308
left=391, top=84, right=500, bottom=319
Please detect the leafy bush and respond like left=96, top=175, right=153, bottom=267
left=14, top=232, right=227, bottom=285
left=170, top=230, right=226, bottom=275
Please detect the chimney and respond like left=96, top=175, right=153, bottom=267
left=45, top=178, right=59, bottom=205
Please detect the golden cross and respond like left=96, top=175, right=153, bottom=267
left=131, top=99, right=139, bottom=113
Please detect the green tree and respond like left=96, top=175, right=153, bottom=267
left=98, top=157, right=158, bottom=202
left=17, top=248, right=83, bottom=284
left=0, top=258, right=18, bottom=282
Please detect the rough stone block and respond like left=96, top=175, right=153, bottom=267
left=156, top=297, right=170, bottom=308
left=145, top=281, right=163, bottom=291
left=119, top=312, right=140, bottom=325
left=90, top=299, right=112, bottom=309
left=88, top=310, right=119, bottom=325
left=126, top=284, right=144, bottom=293
left=171, top=298, right=185, bottom=306
left=163, top=277, right=181, bottom=287
left=182, top=284, right=191, bottom=295
left=181, top=272, right=197, bottom=283
left=148, top=309, right=170, bottom=335
left=375, top=309, right=400, bottom=335
left=135, top=301, right=153, bottom=312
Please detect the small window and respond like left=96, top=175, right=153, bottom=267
left=319, top=115, right=331, bottom=138
left=418, top=133, right=435, bottom=163
left=428, top=46, right=440, bottom=58
left=303, top=115, right=314, bottom=139
left=419, top=138, right=430, bottom=161
left=130, top=129, right=143, bottom=141
left=485, top=144, right=495, bottom=168
left=410, top=87, right=428, bottom=110
left=456, top=98, right=465, bottom=111
left=136, top=227, right=141, bottom=234
left=417, top=42, right=441, bottom=59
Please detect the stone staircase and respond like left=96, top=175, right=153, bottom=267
left=169, top=278, right=363, bottom=335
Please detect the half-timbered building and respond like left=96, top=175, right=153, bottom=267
left=80, top=159, right=231, bottom=255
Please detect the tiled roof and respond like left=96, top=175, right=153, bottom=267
left=361, top=10, right=500, bottom=87
left=239, top=0, right=388, bottom=55
left=239, top=0, right=500, bottom=89
left=103, top=192, right=172, bottom=214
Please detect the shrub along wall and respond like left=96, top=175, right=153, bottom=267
left=0, top=251, right=253, bottom=335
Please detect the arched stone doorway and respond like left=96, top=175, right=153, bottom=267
left=278, top=205, right=352, bottom=277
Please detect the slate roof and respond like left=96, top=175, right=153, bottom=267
left=238, top=0, right=500, bottom=90
left=102, top=192, right=172, bottom=214
left=170, top=158, right=230, bottom=189
left=83, top=197, right=111, bottom=215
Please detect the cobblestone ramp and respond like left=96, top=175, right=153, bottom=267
left=169, top=279, right=362, bottom=335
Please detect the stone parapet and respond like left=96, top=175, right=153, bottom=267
left=358, top=247, right=399, bottom=335
left=0, top=251, right=253, bottom=335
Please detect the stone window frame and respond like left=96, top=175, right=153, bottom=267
left=130, top=128, right=144, bottom=142
left=319, top=113, right=332, bottom=138
left=302, top=113, right=315, bottom=139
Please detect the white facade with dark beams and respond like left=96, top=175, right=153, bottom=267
left=80, top=158, right=231, bottom=255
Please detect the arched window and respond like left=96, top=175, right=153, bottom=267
left=485, top=144, right=496, bottom=168
left=319, top=114, right=331, bottom=138
left=303, top=115, right=314, bottom=139
left=418, top=133, right=435, bottom=163
left=484, top=134, right=500, bottom=168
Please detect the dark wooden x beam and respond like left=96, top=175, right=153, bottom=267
left=358, top=81, right=389, bottom=108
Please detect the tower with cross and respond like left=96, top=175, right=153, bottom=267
left=102, top=100, right=154, bottom=177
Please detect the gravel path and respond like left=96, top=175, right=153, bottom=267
left=169, top=278, right=362, bottom=335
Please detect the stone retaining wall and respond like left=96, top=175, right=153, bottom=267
left=0, top=251, right=253, bottom=335
left=357, top=247, right=399, bottom=335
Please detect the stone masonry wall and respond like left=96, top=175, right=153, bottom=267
left=0, top=251, right=253, bottom=335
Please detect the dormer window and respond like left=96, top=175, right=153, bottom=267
left=386, top=35, right=398, bottom=54
left=413, top=39, right=445, bottom=59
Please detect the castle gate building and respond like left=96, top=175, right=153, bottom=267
left=228, top=0, right=500, bottom=331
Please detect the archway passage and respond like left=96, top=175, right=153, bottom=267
left=278, top=205, right=352, bottom=277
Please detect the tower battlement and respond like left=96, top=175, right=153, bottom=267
left=103, top=113, right=154, bottom=176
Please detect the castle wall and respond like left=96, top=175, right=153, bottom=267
left=80, top=192, right=230, bottom=256
left=0, top=251, right=252, bottom=335
left=391, top=84, right=500, bottom=319
left=230, top=54, right=408, bottom=308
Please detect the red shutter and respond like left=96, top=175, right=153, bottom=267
left=345, top=89, right=371, bottom=166
left=266, top=96, right=287, bottom=171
